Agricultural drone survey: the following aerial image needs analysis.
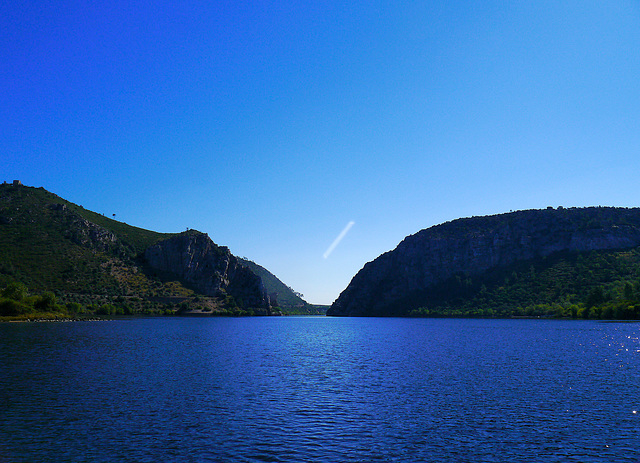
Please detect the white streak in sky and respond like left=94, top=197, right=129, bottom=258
left=323, top=221, right=355, bottom=259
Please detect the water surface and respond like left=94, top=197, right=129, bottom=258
left=1, top=317, right=639, bottom=462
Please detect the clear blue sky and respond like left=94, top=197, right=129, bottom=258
left=2, top=1, right=640, bottom=304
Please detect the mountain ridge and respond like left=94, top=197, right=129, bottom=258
left=0, top=182, right=307, bottom=317
left=328, top=206, right=640, bottom=318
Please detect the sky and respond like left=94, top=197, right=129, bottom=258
left=2, top=1, right=640, bottom=304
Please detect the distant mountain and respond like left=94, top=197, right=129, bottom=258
left=238, top=258, right=323, bottom=314
left=328, top=207, right=640, bottom=319
left=0, top=183, right=302, bottom=317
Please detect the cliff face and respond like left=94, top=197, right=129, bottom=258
left=328, top=207, right=640, bottom=316
left=145, top=231, right=271, bottom=311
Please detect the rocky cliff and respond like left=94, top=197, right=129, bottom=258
left=328, top=207, right=640, bottom=316
left=145, top=231, right=271, bottom=312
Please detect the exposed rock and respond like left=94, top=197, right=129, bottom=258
left=51, top=204, right=119, bottom=252
left=145, top=231, right=271, bottom=311
left=328, top=207, right=640, bottom=316
left=67, top=218, right=118, bottom=251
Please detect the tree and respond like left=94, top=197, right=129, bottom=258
left=623, top=282, right=634, bottom=300
left=1, top=282, right=27, bottom=301
left=586, top=286, right=605, bottom=308
left=34, top=292, right=57, bottom=311
left=0, top=299, right=27, bottom=316
left=66, top=302, right=82, bottom=314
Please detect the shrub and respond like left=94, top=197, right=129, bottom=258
left=66, top=302, right=82, bottom=314
left=1, top=282, right=27, bottom=301
left=0, top=298, right=30, bottom=316
left=97, top=304, right=116, bottom=315
left=34, top=292, right=57, bottom=311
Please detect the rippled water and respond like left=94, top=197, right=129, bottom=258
left=1, top=317, right=639, bottom=462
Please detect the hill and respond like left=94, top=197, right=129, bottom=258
left=238, top=258, right=325, bottom=314
left=0, top=182, right=306, bottom=318
left=328, top=207, right=640, bottom=319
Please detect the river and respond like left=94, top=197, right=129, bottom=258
left=1, top=317, right=639, bottom=462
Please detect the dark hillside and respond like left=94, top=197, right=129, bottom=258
left=0, top=183, right=279, bottom=317
left=239, top=258, right=325, bottom=314
left=328, top=207, right=640, bottom=318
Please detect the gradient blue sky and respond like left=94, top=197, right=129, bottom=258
left=2, top=1, right=640, bottom=304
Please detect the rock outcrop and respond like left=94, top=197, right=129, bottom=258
left=328, top=207, right=640, bottom=316
left=46, top=202, right=123, bottom=254
left=145, top=231, right=271, bottom=311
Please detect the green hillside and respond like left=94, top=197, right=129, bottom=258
left=406, top=247, right=640, bottom=319
left=0, top=184, right=167, bottom=289
left=0, top=183, right=305, bottom=319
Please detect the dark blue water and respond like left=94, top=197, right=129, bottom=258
left=1, top=317, right=639, bottom=462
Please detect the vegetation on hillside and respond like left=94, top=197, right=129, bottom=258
left=330, top=204, right=640, bottom=317
left=407, top=248, right=640, bottom=320
left=0, top=185, right=169, bottom=291
left=4, top=184, right=639, bottom=321
left=0, top=184, right=309, bottom=318
left=0, top=281, right=268, bottom=320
